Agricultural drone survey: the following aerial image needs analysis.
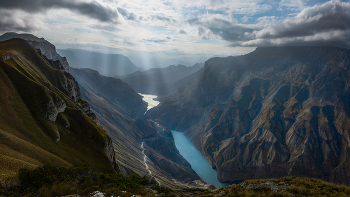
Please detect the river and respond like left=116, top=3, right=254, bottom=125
left=172, top=130, right=230, bottom=188
left=139, top=93, right=159, bottom=111
left=140, top=94, right=229, bottom=188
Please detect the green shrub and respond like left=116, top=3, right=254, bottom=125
left=152, top=184, right=172, bottom=194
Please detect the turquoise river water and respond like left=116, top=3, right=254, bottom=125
left=172, top=130, right=230, bottom=188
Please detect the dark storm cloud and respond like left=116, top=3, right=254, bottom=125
left=0, top=0, right=119, bottom=23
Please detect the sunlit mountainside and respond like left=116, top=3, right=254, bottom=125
left=0, top=38, right=117, bottom=183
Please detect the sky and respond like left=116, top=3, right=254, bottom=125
left=0, top=0, right=349, bottom=68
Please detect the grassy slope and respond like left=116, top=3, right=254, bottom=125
left=0, top=38, right=114, bottom=185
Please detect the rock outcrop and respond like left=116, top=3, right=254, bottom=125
left=44, top=94, right=66, bottom=122
left=78, top=99, right=97, bottom=121
left=62, top=73, right=82, bottom=103
left=39, top=53, right=95, bottom=120
left=148, top=46, right=350, bottom=185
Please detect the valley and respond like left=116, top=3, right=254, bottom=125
left=1, top=32, right=350, bottom=196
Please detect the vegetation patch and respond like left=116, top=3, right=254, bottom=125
left=223, top=177, right=350, bottom=197
left=2, top=165, right=161, bottom=197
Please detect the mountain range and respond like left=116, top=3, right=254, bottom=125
left=147, top=46, right=350, bottom=185
left=2, top=31, right=350, bottom=193
left=119, top=63, right=203, bottom=95
left=57, top=49, right=142, bottom=77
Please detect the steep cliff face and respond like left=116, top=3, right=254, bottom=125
left=70, top=68, right=146, bottom=114
left=148, top=46, right=350, bottom=185
left=0, top=38, right=117, bottom=183
left=36, top=51, right=95, bottom=120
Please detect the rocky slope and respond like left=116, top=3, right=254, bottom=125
left=57, top=48, right=142, bottom=77
left=70, top=68, right=202, bottom=188
left=147, top=46, right=350, bottom=185
left=0, top=38, right=118, bottom=184
left=120, top=63, right=204, bottom=95
left=0, top=32, right=70, bottom=71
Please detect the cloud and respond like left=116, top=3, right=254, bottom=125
left=0, top=0, right=120, bottom=23
left=90, top=24, right=120, bottom=32
left=187, top=14, right=254, bottom=42
left=170, top=0, right=273, bottom=15
left=240, top=0, right=350, bottom=47
left=117, top=7, right=137, bottom=21
left=0, top=9, right=46, bottom=32
left=185, top=0, right=350, bottom=48
left=141, top=37, right=170, bottom=43
left=152, top=15, right=177, bottom=24
left=178, top=29, right=187, bottom=34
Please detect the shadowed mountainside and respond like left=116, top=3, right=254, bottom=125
left=0, top=38, right=117, bottom=184
left=57, top=49, right=142, bottom=77
left=120, top=63, right=203, bottom=95
left=147, top=46, right=350, bottom=185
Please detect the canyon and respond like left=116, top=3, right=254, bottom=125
left=2, top=31, right=350, bottom=192
left=148, top=46, right=350, bottom=185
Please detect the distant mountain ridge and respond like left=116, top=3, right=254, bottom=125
left=148, top=46, right=350, bottom=185
left=0, top=32, right=70, bottom=71
left=120, top=63, right=204, bottom=95
left=57, top=48, right=143, bottom=77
